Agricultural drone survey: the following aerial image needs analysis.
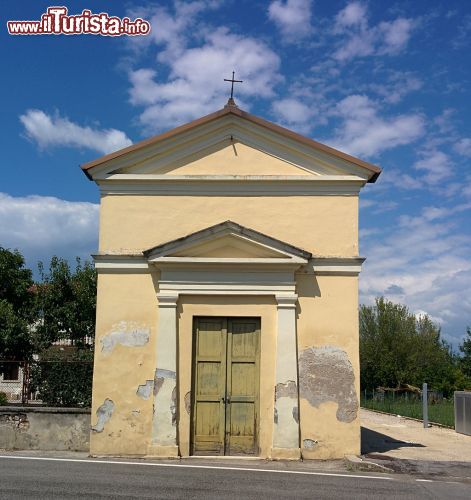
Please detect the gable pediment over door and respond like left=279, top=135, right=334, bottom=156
left=144, top=220, right=311, bottom=265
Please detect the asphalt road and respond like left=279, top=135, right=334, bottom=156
left=0, top=455, right=470, bottom=499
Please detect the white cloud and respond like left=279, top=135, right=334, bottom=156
left=334, top=1, right=368, bottom=30
left=433, top=108, right=456, bottom=135
left=369, top=71, right=422, bottom=104
left=463, top=175, right=471, bottom=199
left=333, top=32, right=375, bottom=61
left=377, top=169, right=423, bottom=192
left=333, top=2, right=415, bottom=61
left=359, top=227, right=380, bottom=238
left=413, top=150, right=453, bottom=185
left=271, top=97, right=315, bottom=132
left=326, top=94, right=424, bottom=157
left=381, top=151, right=460, bottom=193
left=452, top=13, right=471, bottom=49
left=127, top=1, right=221, bottom=63
left=268, top=0, right=313, bottom=40
left=20, top=109, right=132, bottom=155
left=359, top=198, right=398, bottom=213
left=359, top=199, right=375, bottom=209
left=378, top=18, right=414, bottom=55
left=405, top=202, right=471, bottom=223
left=454, top=138, right=471, bottom=157
left=129, top=27, right=282, bottom=131
left=360, top=204, right=471, bottom=345
left=414, top=309, right=445, bottom=327
left=0, top=193, right=99, bottom=269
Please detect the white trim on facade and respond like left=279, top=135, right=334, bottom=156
left=98, top=177, right=365, bottom=196
left=157, top=267, right=298, bottom=296
left=93, top=254, right=365, bottom=276
left=99, top=175, right=364, bottom=181
left=93, top=256, right=149, bottom=270
left=150, top=257, right=308, bottom=264
left=304, top=257, right=365, bottom=275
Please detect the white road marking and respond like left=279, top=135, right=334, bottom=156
left=416, top=479, right=434, bottom=482
left=0, top=455, right=395, bottom=481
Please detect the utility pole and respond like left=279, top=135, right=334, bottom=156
left=423, top=382, right=429, bottom=428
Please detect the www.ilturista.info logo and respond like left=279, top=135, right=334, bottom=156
left=7, top=6, right=151, bottom=36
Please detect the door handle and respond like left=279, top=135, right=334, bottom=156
left=221, top=396, right=231, bottom=404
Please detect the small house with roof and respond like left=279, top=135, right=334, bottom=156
left=82, top=98, right=380, bottom=459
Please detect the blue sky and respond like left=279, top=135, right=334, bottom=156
left=1, top=1, right=470, bottom=346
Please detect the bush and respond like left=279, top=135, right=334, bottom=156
left=29, top=350, right=93, bottom=407
left=0, top=392, right=8, bottom=405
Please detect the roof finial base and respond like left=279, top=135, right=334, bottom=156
left=225, top=97, right=238, bottom=108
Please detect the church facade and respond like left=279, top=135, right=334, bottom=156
left=82, top=101, right=380, bottom=459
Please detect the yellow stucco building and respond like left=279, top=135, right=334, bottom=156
left=82, top=100, right=381, bottom=459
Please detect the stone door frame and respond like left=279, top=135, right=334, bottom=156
left=147, top=263, right=302, bottom=459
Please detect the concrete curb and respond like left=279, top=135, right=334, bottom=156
left=344, top=455, right=394, bottom=473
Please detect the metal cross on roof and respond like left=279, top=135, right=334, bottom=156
left=224, top=71, right=243, bottom=102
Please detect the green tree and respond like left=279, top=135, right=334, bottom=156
left=0, top=300, right=31, bottom=360
left=360, top=297, right=466, bottom=396
left=459, top=327, right=471, bottom=377
left=360, top=297, right=416, bottom=389
left=31, top=256, right=96, bottom=407
left=35, top=256, right=96, bottom=349
left=0, top=247, right=35, bottom=360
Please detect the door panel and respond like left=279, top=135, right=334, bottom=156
left=226, top=319, right=260, bottom=455
left=191, top=317, right=260, bottom=456
left=192, top=318, right=226, bottom=455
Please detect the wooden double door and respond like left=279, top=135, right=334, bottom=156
left=191, top=317, right=260, bottom=456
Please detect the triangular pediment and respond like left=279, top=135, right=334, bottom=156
left=143, top=221, right=311, bottom=264
left=82, top=105, right=381, bottom=183
left=118, top=139, right=314, bottom=177
left=169, top=234, right=287, bottom=258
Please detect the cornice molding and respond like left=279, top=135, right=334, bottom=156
left=97, top=176, right=365, bottom=196
left=93, top=254, right=365, bottom=275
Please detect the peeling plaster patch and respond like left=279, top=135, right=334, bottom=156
left=171, top=387, right=177, bottom=426
left=0, top=413, right=29, bottom=431
left=184, top=391, right=191, bottom=415
left=154, top=377, right=164, bottom=396
left=275, top=380, right=297, bottom=400
left=131, top=410, right=141, bottom=417
left=155, top=368, right=176, bottom=379
left=292, top=406, right=299, bottom=423
left=136, top=380, right=153, bottom=400
left=100, top=321, right=150, bottom=355
left=299, top=345, right=358, bottom=423
left=91, top=399, right=115, bottom=433
left=303, top=438, right=318, bottom=449
left=153, top=369, right=176, bottom=397
left=274, top=407, right=278, bottom=424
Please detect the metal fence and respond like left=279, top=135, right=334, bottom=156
left=0, top=359, right=93, bottom=407
left=361, top=387, right=455, bottom=428
left=362, top=387, right=444, bottom=404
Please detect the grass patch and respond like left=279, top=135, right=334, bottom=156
left=361, top=396, right=455, bottom=428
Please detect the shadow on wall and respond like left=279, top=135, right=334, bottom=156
left=361, top=427, right=426, bottom=454
left=296, top=274, right=321, bottom=319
